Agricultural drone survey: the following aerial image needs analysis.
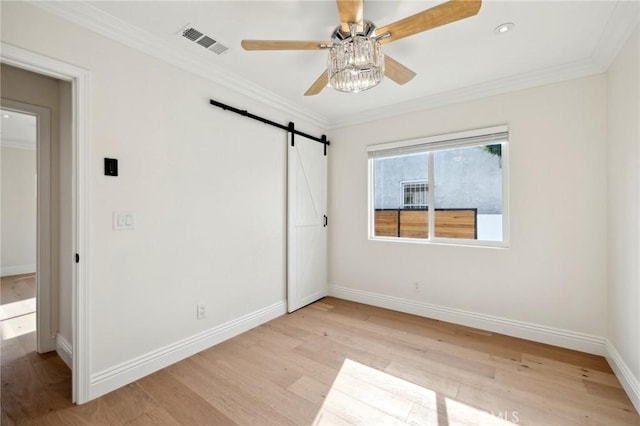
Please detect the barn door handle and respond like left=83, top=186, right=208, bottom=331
left=323, top=215, right=328, bottom=227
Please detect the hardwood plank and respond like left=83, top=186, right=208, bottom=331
left=520, top=353, right=622, bottom=387
left=294, top=334, right=392, bottom=372
left=203, top=338, right=305, bottom=389
left=124, top=407, right=181, bottom=426
left=312, top=409, right=356, bottom=426
left=309, top=301, right=334, bottom=312
left=167, top=356, right=287, bottom=425
left=137, top=370, right=236, bottom=425
left=30, top=397, right=122, bottom=425
left=583, top=379, right=634, bottom=403
left=384, top=360, right=462, bottom=398
left=252, top=340, right=340, bottom=386
left=455, top=384, right=580, bottom=426
left=1, top=356, right=66, bottom=421
left=0, top=408, right=16, bottom=426
left=404, top=401, right=441, bottom=426
left=0, top=274, right=35, bottom=305
left=492, top=369, right=639, bottom=424
left=367, top=314, right=522, bottom=361
left=32, top=382, right=156, bottom=425
left=287, top=375, right=331, bottom=405
left=0, top=336, right=27, bottom=364
left=338, top=359, right=435, bottom=407
left=30, top=355, right=71, bottom=385
left=197, top=348, right=318, bottom=424
left=314, top=388, right=412, bottom=426
left=331, top=369, right=415, bottom=420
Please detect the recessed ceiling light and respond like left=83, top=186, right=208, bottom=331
left=494, top=23, right=515, bottom=35
left=2, top=114, right=10, bottom=118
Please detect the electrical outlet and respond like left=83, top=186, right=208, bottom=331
left=414, top=281, right=420, bottom=291
left=197, top=303, right=206, bottom=320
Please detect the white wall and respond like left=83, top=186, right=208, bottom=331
left=1, top=146, right=36, bottom=275
left=2, top=1, right=322, bottom=400
left=607, top=24, right=640, bottom=404
left=328, top=75, right=608, bottom=342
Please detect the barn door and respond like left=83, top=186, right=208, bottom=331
left=287, top=134, right=327, bottom=313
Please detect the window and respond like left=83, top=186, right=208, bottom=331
left=368, top=126, right=509, bottom=246
left=403, top=181, right=428, bottom=209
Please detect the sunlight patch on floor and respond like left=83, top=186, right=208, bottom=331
left=312, top=358, right=517, bottom=426
left=0, top=312, right=36, bottom=340
left=0, top=297, right=36, bottom=321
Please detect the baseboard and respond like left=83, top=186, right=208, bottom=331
left=605, top=340, right=640, bottom=414
left=88, top=300, right=287, bottom=401
left=1, top=264, right=36, bottom=277
left=328, top=285, right=607, bottom=356
left=56, top=334, right=73, bottom=369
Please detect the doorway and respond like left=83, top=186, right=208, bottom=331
left=1, top=43, right=90, bottom=404
left=1, top=101, right=54, bottom=354
left=0, top=99, right=74, bottom=419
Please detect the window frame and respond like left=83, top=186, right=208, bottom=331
left=367, top=125, right=510, bottom=248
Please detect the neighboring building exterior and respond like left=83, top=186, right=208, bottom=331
left=373, top=146, right=502, bottom=214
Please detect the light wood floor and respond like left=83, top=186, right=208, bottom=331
left=1, top=275, right=638, bottom=425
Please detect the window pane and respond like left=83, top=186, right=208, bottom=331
left=432, top=144, right=503, bottom=240
left=373, top=153, right=428, bottom=238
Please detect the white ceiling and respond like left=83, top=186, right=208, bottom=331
left=0, top=109, right=36, bottom=150
left=37, top=1, right=640, bottom=127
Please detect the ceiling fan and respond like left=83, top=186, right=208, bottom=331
left=241, top=0, right=482, bottom=96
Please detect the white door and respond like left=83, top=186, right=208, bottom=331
left=287, top=134, right=327, bottom=312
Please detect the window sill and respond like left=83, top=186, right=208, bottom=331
left=368, top=236, right=509, bottom=249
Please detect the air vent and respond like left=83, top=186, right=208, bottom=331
left=179, top=25, right=228, bottom=55
left=197, top=36, right=216, bottom=49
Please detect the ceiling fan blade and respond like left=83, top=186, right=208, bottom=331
left=377, top=0, right=482, bottom=45
left=304, top=71, right=329, bottom=96
left=384, top=56, right=416, bottom=85
left=336, top=0, right=364, bottom=32
left=241, top=40, right=332, bottom=51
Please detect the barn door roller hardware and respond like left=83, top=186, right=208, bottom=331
left=209, top=99, right=329, bottom=155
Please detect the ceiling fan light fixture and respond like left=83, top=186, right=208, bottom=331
left=327, top=35, right=384, bottom=93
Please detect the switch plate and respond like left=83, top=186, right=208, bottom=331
left=113, top=211, right=136, bottom=230
left=105, top=158, right=118, bottom=176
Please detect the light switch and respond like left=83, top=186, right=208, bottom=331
left=104, top=158, right=118, bottom=176
left=113, top=211, right=136, bottom=230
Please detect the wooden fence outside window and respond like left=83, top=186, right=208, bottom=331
left=374, top=208, right=477, bottom=239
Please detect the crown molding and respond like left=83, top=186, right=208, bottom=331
left=591, top=0, right=640, bottom=71
left=0, top=138, right=36, bottom=150
left=31, top=1, right=330, bottom=129
left=328, top=57, right=605, bottom=129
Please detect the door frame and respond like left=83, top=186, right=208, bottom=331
left=1, top=42, right=91, bottom=404
left=0, top=99, right=53, bottom=353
